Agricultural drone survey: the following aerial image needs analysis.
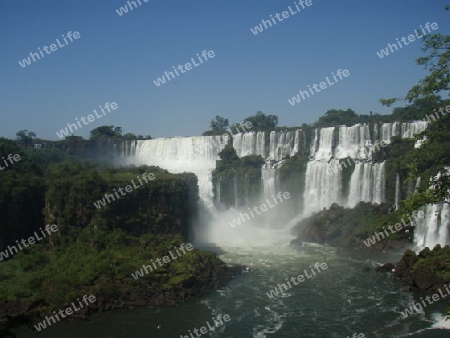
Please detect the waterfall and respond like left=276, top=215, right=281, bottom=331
left=244, top=172, right=249, bottom=205
left=311, top=127, right=335, bottom=160
left=233, top=131, right=265, bottom=158
left=413, top=168, right=450, bottom=249
left=401, top=121, right=428, bottom=139
left=233, top=169, right=238, bottom=208
left=216, top=178, right=221, bottom=205
left=346, top=162, right=385, bottom=207
left=334, top=124, right=371, bottom=160
left=378, top=121, right=427, bottom=146
left=119, top=121, right=432, bottom=233
left=401, top=121, right=429, bottom=148
left=262, top=165, right=279, bottom=200
left=121, top=131, right=301, bottom=210
left=414, top=203, right=450, bottom=249
left=232, top=130, right=299, bottom=161
left=395, top=173, right=401, bottom=210
left=380, top=122, right=400, bottom=144
left=121, top=135, right=228, bottom=208
left=414, top=177, right=421, bottom=194
left=268, top=130, right=298, bottom=161
left=302, top=160, right=343, bottom=214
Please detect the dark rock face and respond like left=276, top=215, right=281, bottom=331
left=289, top=202, right=414, bottom=250
left=0, top=300, right=44, bottom=336
left=375, top=263, right=395, bottom=273
left=394, top=245, right=450, bottom=293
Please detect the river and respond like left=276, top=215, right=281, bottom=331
left=14, top=232, right=450, bottom=338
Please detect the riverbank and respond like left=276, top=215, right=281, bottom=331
left=11, top=242, right=450, bottom=338
left=0, top=229, right=243, bottom=336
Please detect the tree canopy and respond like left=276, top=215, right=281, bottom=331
left=89, top=126, right=142, bottom=140
left=381, top=6, right=450, bottom=106
left=243, top=111, right=278, bottom=131
left=15, top=130, right=36, bottom=146
left=313, top=109, right=358, bottom=128
left=202, top=116, right=229, bottom=136
left=384, top=6, right=450, bottom=209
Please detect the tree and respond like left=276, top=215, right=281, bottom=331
left=381, top=6, right=450, bottom=106
left=90, top=126, right=117, bottom=140
left=202, top=115, right=229, bottom=136
left=15, top=130, right=36, bottom=146
left=64, top=135, right=84, bottom=141
left=243, top=111, right=278, bottom=131
left=390, top=96, right=443, bottom=122
left=113, top=127, right=122, bottom=137
left=383, top=6, right=450, bottom=209
left=122, top=133, right=137, bottom=140
left=314, top=109, right=358, bottom=128
left=211, top=115, right=229, bottom=132
left=202, top=116, right=228, bottom=136
left=218, top=144, right=239, bottom=162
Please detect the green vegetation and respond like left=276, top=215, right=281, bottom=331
left=378, top=5, right=450, bottom=216
left=15, top=130, right=36, bottom=146
left=395, top=245, right=450, bottom=294
left=203, top=111, right=278, bottom=135
left=202, top=115, right=230, bottom=136
left=0, top=229, right=219, bottom=309
left=0, top=137, right=232, bottom=335
left=212, top=146, right=264, bottom=208
left=89, top=125, right=151, bottom=140
left=400, top=109, right=450, bottom=216
left=242, top=111, right=278, bottom=131
left=290, top=202, right=407, bottom=248
left=380, top=7, right=450, bottom=105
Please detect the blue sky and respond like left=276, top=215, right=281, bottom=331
left=1, top=0, right=449, bottom=140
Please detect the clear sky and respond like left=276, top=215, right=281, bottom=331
left=1, top=0, right=449, bottom=140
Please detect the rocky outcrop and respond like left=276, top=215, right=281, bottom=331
left=290, top=202, right=404, bottom=249
left=394, top=245, right=450, bottom=292
left=375, top=263, right=395, bottom=273
left=0, top=260, right=244, bottom=334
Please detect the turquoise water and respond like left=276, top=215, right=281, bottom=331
left=14, top=241, right=450, bottom=338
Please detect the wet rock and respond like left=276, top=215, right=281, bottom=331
left=376, top=263, right=395, bottom=273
